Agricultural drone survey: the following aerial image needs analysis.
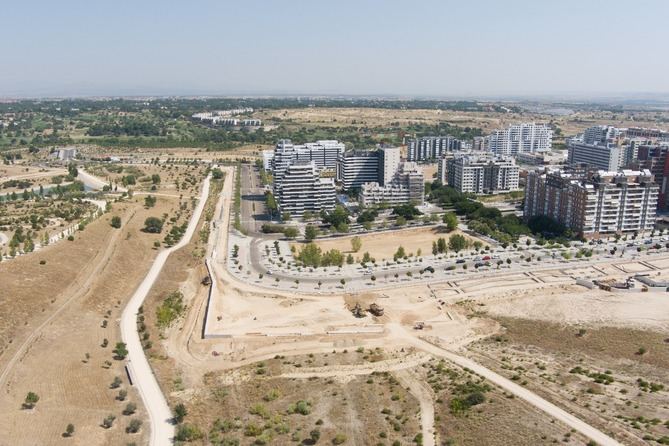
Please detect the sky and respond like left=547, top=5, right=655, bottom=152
left=1, top=0, right=668, bottom=98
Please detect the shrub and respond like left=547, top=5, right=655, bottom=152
left=123, top=402, right=137, bottom=415
left=175, top=424, right=203, bottom=442
left=113, top=342, right=128, bottom=359
left=102, top=415, right=116, bottom=429
left=126, top=419, right=142, bottom=433
left=332, top=433, right=347, bottom=445
left=289, top=400, right=311, bottom=415
left=174, top=403, right=188, bottom=423
left=156, top=291, right=185, bottom=328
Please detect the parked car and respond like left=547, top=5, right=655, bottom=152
left=456, top=259, right=466, bottom=264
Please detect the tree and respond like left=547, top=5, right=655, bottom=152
left=443, top=212, right=458, bottom=232
left=110, top=216, right=122, bottom=229
left=310, top=429, right=321, bottom=443
left=392, top=204, right=422, bottom=220
left=396, top=216, right=407, bottom=226
left=67, top=163, right=78, bottom=178
left=113, top=342, right=128, bottom=359
left=394, top=246, right=406, bottom=261
left=283, top=227, right=298, bottom=239
left=65, top=423, right=75, bottom=437
left=437, top=237, right=447, bottom=253
left=174, top=403, right=188, bottom=423
left=432, top=241, right=438, bottom=255
left=305, top=225, right=318, bottom=241
left=448, top=234, right=467, bottom=252
left=110, top=376, right=122, bottom=389
left=143, top=217, right=163, bottom=233
left=321, top=205, right=349, bottom=228
left=211, top=168, right=224, bottom=180
left=151, top=174, right=161, bottom=184
left=117, top=389, right=128, bottom=401
left=265, top=191, right=278, bottom=217
left=350, top=236, right=362, bottom=253
left=23, top=392, right=39, bottom=409
left=346, top=253, right=354, bottom=264
left=340, top=279, right=346, bottom=287
left=144, top=195, right=157, bottom=208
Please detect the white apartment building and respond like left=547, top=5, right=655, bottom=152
left=484, top=123, right=552, bottom=155
left=524, top=167, right=658, bottom=238
left=583, top=125, right=623, bottom=146
left=276, top=162, right=336, bottom=215
left=360, top=162, right=424, bottom=206
left=437, top=157, right=448, bottom=184
left=447, top=155, right=519, bottom=194
left=262, top=150, right=274, bottom=171
left=336, top=150, right=379, bottom=190
left=378, top=146, right=401, bottom=185
left=191, top=108, right=254, bottom=122
left=242, top=119, right=262, bottom=126
left=272, top=139, right=345, bottom=186
left=567, top=141, right=624, bottom=171
left=407, top=136, right=463, bottom=161
left=57, top=147, right=77, bottom=161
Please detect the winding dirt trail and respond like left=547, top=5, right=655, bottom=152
left=395, top=369, right=436, bottom=446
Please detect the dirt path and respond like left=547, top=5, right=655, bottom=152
left=388, top=324, right=623, bottom=446
left=278, top=353, right=431, bottom=379
left=120, top=174, right=211, bottom=446
left=395, top=369, right=436, bottom=446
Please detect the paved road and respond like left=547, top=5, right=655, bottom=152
left=239, top=163, right=268, bottom=234
left=242, top=233, right=669, bottom=294
left=213, top=167, right=620, bottom=446
left=120, top=174, right=211, bottom=446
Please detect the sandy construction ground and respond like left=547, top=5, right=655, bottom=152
left=292, top=226, right=487, bottom=262
left=481, top=284, right=669, bottom=331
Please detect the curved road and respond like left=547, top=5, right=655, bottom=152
left=217, top=166, right=624, bottom=445
left=120, top=174, right=211, bottom=446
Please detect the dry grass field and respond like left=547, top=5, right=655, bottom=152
left=469, top=317, right=669, bottom=445
left=0, top=163, right=207, bottom=446
left=254, top=106, right=669, bottom=139
left=417, top=357, right=589, bottom=446
left=292, top=226, right=487, bottom=262
left=181, top=356, right=422, bottom=445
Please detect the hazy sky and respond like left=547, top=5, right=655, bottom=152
left=2, top=0, right=668, bottom=97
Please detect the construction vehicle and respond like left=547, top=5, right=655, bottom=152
left=351, top=302, right=366, bottom=318
left=368, top=303, right=384, bottom=316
